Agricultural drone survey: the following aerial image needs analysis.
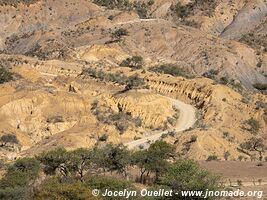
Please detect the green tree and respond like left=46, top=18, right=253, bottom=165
left=93, top=144, right=130, bottom=177
left=67, top=148, right=93, bottom=181
left=0, top=158, right=40, bottom=200
left=160, top=160, right=221, bottom=199
left=147, top=141, right=175, bottom=182
left=240, top=137, right=266, bottom=161
left=131, top=150, right=150, bottom=183
left=37, top=147, right=70, bottom=176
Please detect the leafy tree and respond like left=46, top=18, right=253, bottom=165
left=160, top=160, right=221, bottom=199
left=146, top=141, right=175, bottom=182
left=0, top=158, right=40, bottom=200
left=240, top=137, right=266, bottom=161
left=131, top=150, right=150, bottom=183
left=132, top=141, right=175, bottom=183
left=67, top=148, right=93, bottom=181
left=104, top=144, right=131, bottom=177
left=37, top=147, right=70, bottom=176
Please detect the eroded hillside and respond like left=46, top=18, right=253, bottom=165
left=0, top=0, right=266, bottom=162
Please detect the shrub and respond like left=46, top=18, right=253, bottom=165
left=150, top=64, right=193, bottom=78
left=202, top=69, right=219, bottom=80
left=93, top=0, right=130, bottom=9
left=224, top=151, right=230, bottom=161
left=160, top=160, right=221, bottom=198
left=253, top=83, right=267, bottom=91
left=206, top=155, right=219, bottom=161
left=190, top=135, right=197, bottom=143
left=46, top=116, right=64, bottom=123
left=125, top=75, right=145, bottom=89
left=244, top=118, right=260, bottom=134
left=134, top=2, right=148, bottom=19
left=33, top=178, right=100, bottom=200
left=0, top=0, right=39, bottom=7
left=98, top=134, right=108, bottom=142
left=120, top=56, right=144, bottom=69
left=0, top=134, right=19, bottom=145
left=112, top=28, right=128, bottom=40
left=0, top=67, right=14, bottom=84
left=219, top=76, right=229, bottom=85
left=173, top=2, right=193, bottom=19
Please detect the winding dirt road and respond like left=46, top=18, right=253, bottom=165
left=125, top=96, right=196, bottom=149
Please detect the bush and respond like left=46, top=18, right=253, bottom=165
left=244, top=118, right=261, bottom=134
left=206, top=155, right=219, bottom=161
left=253, top=83, right=267, bottom=91
left=0, top=68, right=14, bottom=84
left=202, top=69, right=219, bottom=80
left=33, top=178, right=100, bottom=200
left=46, top=116, right=64, bottom=123
left=98, top=134, right=108, bottom=142
left=125, top=75, right=145, bottom=90
left=0, top=0, right=39, bottom=7
left=93, top=0, right=130, bottom=10
left=112, top=28, right=128, bottom=39
left=150, top=64, right=193, bottom=78
left=0, top=134, right=19, bottom=145
left=120, top=56, right=144, bottom=69
left=82, top=68, right=145, bottom=89
left=173, top=2, right=193, bottom=19
left=160, top=160, right=221, bottom=199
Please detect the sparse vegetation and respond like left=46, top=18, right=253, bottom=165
left=224, top=151, right=230, bottom=161
left=91, top=101, right=142, bottom=134
left=0, top=67, right=14, bottom=84
left=150, top=64, right=193, bottom=78
left=46, top=116, right=64, bottom=124
left=0, top=142, right=221, bottom=199
left=0, top=0, right=39, bottom=7
left=93, top=0, right=152, bottom=18
left=112, top=28, right=128, bottom=40
left=243, top=118, right=261, bottom=134
left=82, top=68, right=145, bottom=89
left=172, top=0, right=217, bottom=20
left=239, top=33, right=267, bottom=53
left=206, top=155, right=219, bottom=161
left=253, top=83, right=267, bottom=91
left=240, top=137, right=266, bottom=161
left=0, top=134, right=19, bottom=145
left=120, top=56, right=144, bottom=69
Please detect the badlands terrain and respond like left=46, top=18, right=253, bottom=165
left=0, top=0, right=266, bottom=198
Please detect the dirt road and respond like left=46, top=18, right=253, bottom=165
left=125, top=96, right=196, bottom=149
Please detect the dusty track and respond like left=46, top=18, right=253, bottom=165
left=125, top=96, right=196, bottom=149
